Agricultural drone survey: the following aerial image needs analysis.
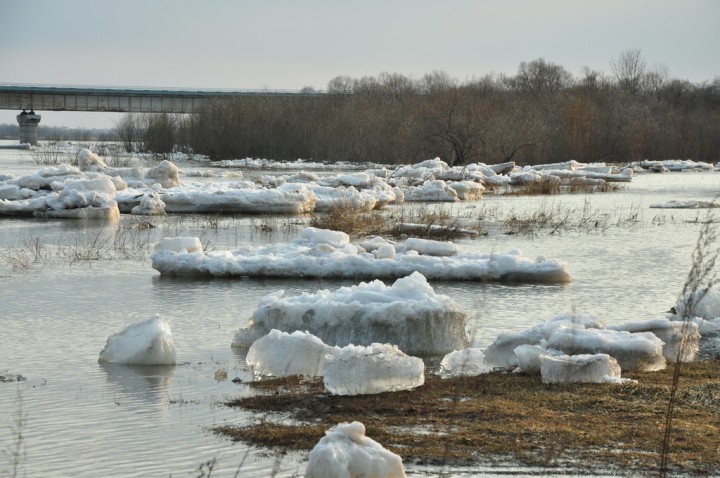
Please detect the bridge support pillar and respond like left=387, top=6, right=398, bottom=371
left=17, top=111, right=41, bottom=145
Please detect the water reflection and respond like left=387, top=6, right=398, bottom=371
left=100, top=363, right=175, bottom=404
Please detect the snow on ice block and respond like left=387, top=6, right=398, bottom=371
left=98, top=314, right=176, bottom=365
left=546, top=327, right=666, bottom=372
left=440, top=348, right=493, bottom=376
left=306, top=421, right=406, bottom=478
left=608, top=318, right=700, bottom=363
left=151, top=227, right=571, bottom=284
left=156, top=182, right=317, bottom=214
left=232, top=272, right=469, bottom=355
left=153, top=237, right=203, bottom=253
left=246, top=330, right=339, bottom=377
left=540, top=354, right=622, bottom=384
left=77, top=148, right=109, bottom=171
left=144, top=160, right=181, bottom=188
left=131, top=192, right=166, bottom=216
left=323, top=343, right=424, bottom=396
left=403, top=238, right=457, bottom=256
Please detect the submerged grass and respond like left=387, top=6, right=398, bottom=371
left=216, top=360, right=720, bottom=475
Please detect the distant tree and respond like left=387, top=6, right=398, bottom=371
left=611, top=48, right=647, bottom=96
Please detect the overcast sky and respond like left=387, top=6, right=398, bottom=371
left=1, top=0, right=718, bottom=129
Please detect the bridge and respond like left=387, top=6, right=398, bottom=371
left=0, top=84, right=322, bottom=144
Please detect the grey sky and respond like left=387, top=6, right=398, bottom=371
left=1, top=0, right=718, bottom=129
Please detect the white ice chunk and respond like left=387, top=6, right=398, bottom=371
left=323, top=343, right=424, bottom=395
left=608, top=318, right=700, bottom=363
left=484, top=313, right=604, bottom=368
left=302, top=226, right=350, bottom=247
left=514, top=345, right=564, bottom=375
left=144, top=160, right=181, bottom=188
left=246, top=330, right=340, bottom=377
left=403, top=238, right=458, bottom=257
left=440, top=348, right=493, bottom=376
left=540, top=354, right=621, bottom=384
left=153, top=237, right=203, bottom=253
left=98, top=314, right=176, bottom=365
left=676, top=285, right=720, bottom=320
left=546, top=328, right=666, bottom=372
left=306, top=421, right=406, bottom=478
left=77, top=149, right=108, bottom=172
left=131, top=192, right=166, bottom=216
left=232, top=272, right=468, bottom=355
left=151, top=228, right=571, bottom=284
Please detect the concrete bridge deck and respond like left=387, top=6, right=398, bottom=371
left=0, top=84, right=324, bottom=144
left=0, top=84, right=317, bottom=114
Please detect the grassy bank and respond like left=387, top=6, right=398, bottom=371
left=216, top=359, right=720, bottom=476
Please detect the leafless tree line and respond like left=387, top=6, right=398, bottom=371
left=117, top=50, right=720, bottom=166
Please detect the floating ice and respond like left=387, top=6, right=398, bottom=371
left=152, top=227, right=571, bottom=284
left=540, top=354, right=622, bottom=384
left=232, top=272, right=469, bottom=355
left=77, top=148, right=109, bottom=172
left=306, top=421, right=406, bottom=478
left=153, top=237, right=203, bottom=253
left=131, top=191, right=166, bottom=215
left=246, top=330, right=340, bottom=377
left=440, top=348, right=493, bottom=376
left=403, top=238, right=457, bottom=256
left=323, top=343, right=424, bottom=395
left=98, top=314, right=176, bottom=365
left=145, top=160, right=181, bottom=188
left=608, top=318, right=700, bottom=363
left=676, top=285, right=720, bottom=320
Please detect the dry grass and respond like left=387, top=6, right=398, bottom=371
left=507, top=177, right=622, bottom=196
left=309, top=201, right=387, bottom=237
left=216, top=360, right=720, bottom=476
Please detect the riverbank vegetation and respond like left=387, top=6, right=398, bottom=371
left=215, top=359, right=720, bottom=476
left=114, top=50, right=720, bottom=166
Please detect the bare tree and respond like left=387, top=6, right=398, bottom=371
left=611, top=48, right=647, bottom=96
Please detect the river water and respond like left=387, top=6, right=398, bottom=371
left=1, top=142, right=718, bottom=477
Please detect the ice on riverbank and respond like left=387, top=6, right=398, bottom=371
left=246, top=329, right=340, bottom=377
left=233, top=271, right=469, bottom=355
left=608, top=318, right=700, bottom=363
left=440, top=348, right=493, bottom=376
left=485, top=312, right=668, bottom=373
left=324, top=343, right=424, bottom=395
left=306, top=421, right=406, bottom=478
left=98, top=314, right=176, bottom=365
left=153, top=227, right=572, bottom=283
left=540, top=353, right=623, bottom=384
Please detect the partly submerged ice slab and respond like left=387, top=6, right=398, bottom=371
left=323, top=343, right=424, bottom=396
left=232, top=272, right=469, bottom=355
left=152, top=227, right=571, bottom=284
left=98, top=314, right=176, bottom=365
left=306, top=421, right=406, bottom=478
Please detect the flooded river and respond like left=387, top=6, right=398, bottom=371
left=1, top=141, right=718, bottom=476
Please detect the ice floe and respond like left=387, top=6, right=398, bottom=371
left=306, top=421, right=406, bottom=478
left=152, top=227, right=572, bottom=283
left=232, top=272, right=468, bottom=355
left=98, top=314, right=176, bottom=365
